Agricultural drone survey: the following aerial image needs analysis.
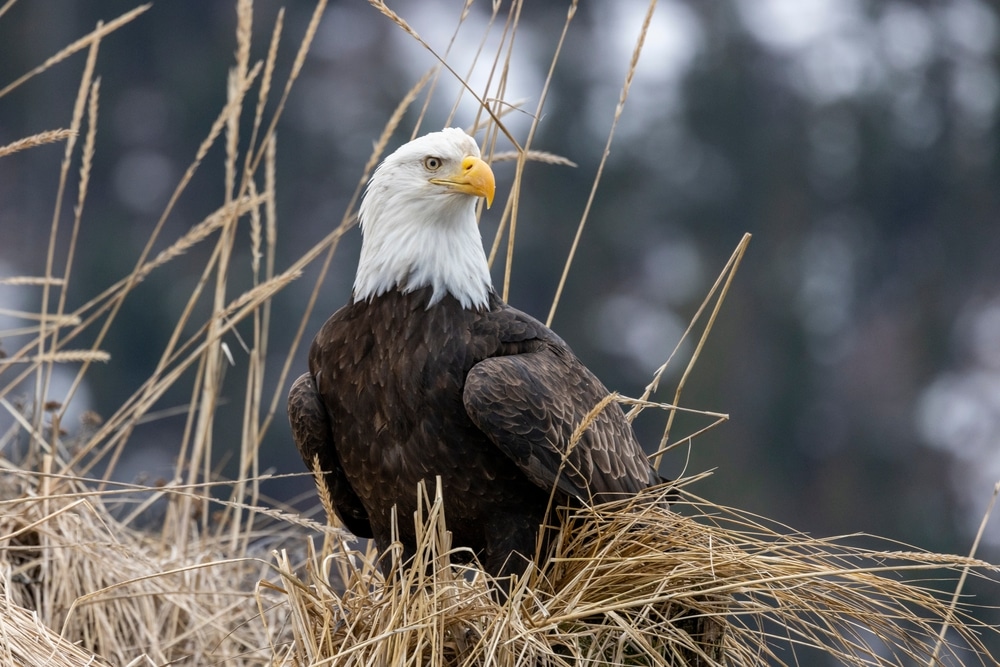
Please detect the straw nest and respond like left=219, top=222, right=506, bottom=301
left=270, top=472, right=999, bottom=667
left=3, top=446, right=996, bottom=666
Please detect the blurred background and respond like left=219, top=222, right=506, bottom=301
left=1, top=0, right=998, bottom=643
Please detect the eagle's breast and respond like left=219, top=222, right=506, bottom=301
left=308, top=287, right=548, bottom=556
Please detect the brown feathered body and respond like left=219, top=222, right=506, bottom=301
left=288, top=286, right=660, bottom=577
left=287, top=128, right=661, bottom=578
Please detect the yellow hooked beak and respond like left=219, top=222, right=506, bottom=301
left=430, top=155, right=496, bottom=209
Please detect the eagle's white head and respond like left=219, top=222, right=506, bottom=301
left=354, top=128, right=496, bottom=310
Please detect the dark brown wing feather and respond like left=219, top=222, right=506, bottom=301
left=464, top=307, right=659, bottom=505
left=287, top=372, right=373, bottom=538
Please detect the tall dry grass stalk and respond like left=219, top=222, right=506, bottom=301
left=0, top=1, right=325, bottom=663
left=0, top=1, right=997, bottom=665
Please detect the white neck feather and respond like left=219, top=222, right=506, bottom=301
left=353, top=192, right=492, bottom=310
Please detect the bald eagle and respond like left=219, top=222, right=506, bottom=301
left=288, top=128, right=664, bottom=578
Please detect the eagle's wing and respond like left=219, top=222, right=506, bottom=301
left=463, top=343, right=658, bottom=505
left=288, top=372, right=373, bottom=538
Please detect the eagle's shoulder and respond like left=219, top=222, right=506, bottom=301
left=464, top=295, right=658, bottom=503
left=469, top=292, right=567, bottom=353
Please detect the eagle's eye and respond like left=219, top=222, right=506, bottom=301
left=423, top=156, right=443, bottom=171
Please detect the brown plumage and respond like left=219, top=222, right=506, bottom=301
left=288, top=128, right=663, bottom=578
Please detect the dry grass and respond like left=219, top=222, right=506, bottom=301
left=273, top=473, right=998, bottom=666
left=0, top=459, right=299, bottom=665
left=0, top=1, right=998, bottom=665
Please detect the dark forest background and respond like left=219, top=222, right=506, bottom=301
left=2, top=0, right=998, bottom=646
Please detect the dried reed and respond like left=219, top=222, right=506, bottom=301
left=0, top=130, right=77, bottom=159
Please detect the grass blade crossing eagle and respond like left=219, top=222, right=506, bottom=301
left=288, top=128, right=665, bottom=578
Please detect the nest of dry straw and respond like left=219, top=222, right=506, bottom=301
left=273, top=474, right=999, bottom=666
left=1, top=444, right=997, bottom=666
